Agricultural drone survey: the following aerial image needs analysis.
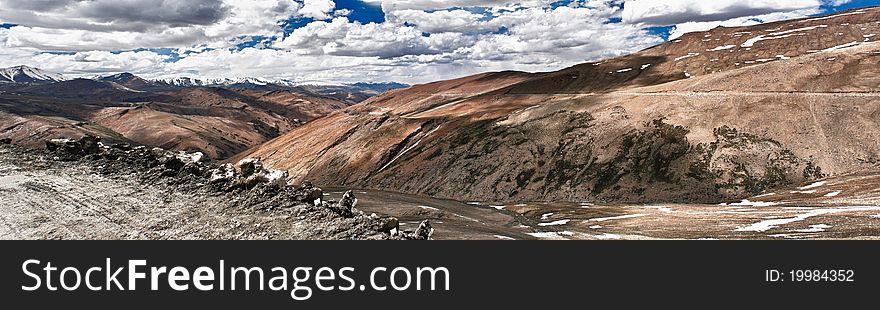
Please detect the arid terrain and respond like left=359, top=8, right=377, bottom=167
left=328, top=163, right=880, bottom=240
left=3, top=8, right=880, bottom=240
left=239, top=7, right=880, bottom=204
left=0, top=71, right=402, bottom=159
left=2, top=138, right=878, bottom=240
left=0, top=140, right=430, bottom=240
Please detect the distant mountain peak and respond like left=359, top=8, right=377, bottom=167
left=0, top=65, right=67, bottom=84
left=100, top=72, right=147, bottom=82
left=153, top=76, right=272, bottom=87
left=106, top=72, right=137, bottom=78
left=152, top=76, right=408, bottom=90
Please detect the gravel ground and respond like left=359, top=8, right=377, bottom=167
left=0, top=142, right=419, bottom=240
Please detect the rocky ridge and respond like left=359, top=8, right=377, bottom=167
left=29, top=136, right=431, bottom=240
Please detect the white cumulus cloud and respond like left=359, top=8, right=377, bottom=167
left=299, top=0, right=337, bottom=20
left=0, top=0, right=866, bottom=84
left=622, top=0, right=854, bottom=38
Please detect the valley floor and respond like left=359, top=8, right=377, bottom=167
left=324, top=187, right=880, bottom=240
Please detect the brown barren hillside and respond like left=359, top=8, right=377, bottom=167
left=0, top=76, right=352, bottom=159
left=237, top=7, right=880, bottom=203
left=229, top=88, right=350, bottom=121
left=505, top=7, right=880, bottom=94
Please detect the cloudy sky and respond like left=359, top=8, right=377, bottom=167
left=0, top=0, right=876, bottom=84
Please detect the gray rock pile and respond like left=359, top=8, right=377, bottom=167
left=234, top=157, right=288, bottom=188
left=329, top=190, right=357, bottom=217
left=35, top=135, right=430, bottom=240
left=46, top=137, right=98, bottom=160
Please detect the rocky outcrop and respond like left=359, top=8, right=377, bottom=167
left=328, top=190, right=357, bottom=217
left=374, top=214, right=400, bottom=234
left=209, top=163, right=236, bottom=184
left=413, top=220, right=434, bottom=240
left=46, top=136, right=103, bottom=161
left=234, top=157, right=289, bottom=188
left=688, top=126, right=825, bottom=197
left=37, top=136, right=427, bottom=240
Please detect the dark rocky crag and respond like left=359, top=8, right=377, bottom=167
left=365, top=115, right=824, bottom=203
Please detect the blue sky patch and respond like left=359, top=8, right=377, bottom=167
left=233, top=36, right=275, bottom=51
left=43, top=51, right=76, bottom=55
left=281, top=17, right=315, bottom=36
left=493, top=26, right=510, bottom=35
left=821, top=0, right=880, bottom=13
left=548, top=0, right=577, bottom=9
left=644, top=26, right=674, bottom=41
left=336, top=0, right=385, bottom=24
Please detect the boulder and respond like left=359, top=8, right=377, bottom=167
left=244, top=168, right=288, bottom=187
left=110, top=143, right=133, bottom=152
left=238, top=157, right=262, bottom=177
left=160, top=155, right=185, bottom=172
left=339, top=190, right=358, bottom=210
left=179, top=163, right=205, bottom=177
left=377, top=216, right=400, bottom=235
left=46, top=138, right=76, bottom=152
left=78, top=136, right=101, bottom=155
left=288, top=181, right=324, bottom=203
left=176, top=151, right=205, bottom=165
left=43, top=136, right=102, bottom=160
left=209, top=163, right=236, bottom=184
left=306, top=187, right=323, bottom=203
left=46, top=138, right=82, bottom=160
left=328, top=191, right=357, bottom=217
left=147, top=147, right=167, bottom=161
left=413, top=220, right=433, bottom=240
left=235, top=157, right=289, bottom=188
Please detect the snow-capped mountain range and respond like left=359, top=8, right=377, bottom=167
left=0, top=65, right=68, bottom=84
left=155, top=76, right=277, bottom=87
left=0, top=65, right=408, bottom=94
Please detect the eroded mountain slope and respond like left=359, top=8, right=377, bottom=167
left=238, top=8, right=880, bottom=203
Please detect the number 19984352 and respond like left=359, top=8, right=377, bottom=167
left=766, top=269, right=854, bottom=282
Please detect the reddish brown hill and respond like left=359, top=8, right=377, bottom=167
left=236, top=8, right=880, bottom=203
left=0, top=79, right=352, bottom=159
left=228, top=89, right=350, bottom=122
